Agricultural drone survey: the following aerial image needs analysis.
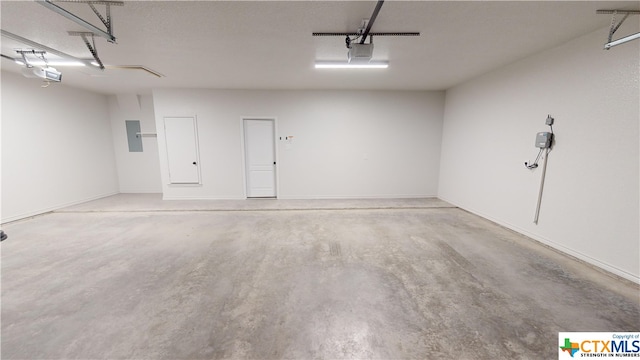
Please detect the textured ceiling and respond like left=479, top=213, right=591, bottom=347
left=1, top=1, right=638, bottom=95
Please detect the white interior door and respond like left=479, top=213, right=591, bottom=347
left=244, top=119, right=276, bottom=198
left=164, top=117, right=200, bottom=184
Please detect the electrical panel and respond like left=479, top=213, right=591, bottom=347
left=535, top=132, right=553, bottom=149
left=125, top=120, right=143, bottom=152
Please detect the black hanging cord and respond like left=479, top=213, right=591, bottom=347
left=525, top=148, right=543, bottom=169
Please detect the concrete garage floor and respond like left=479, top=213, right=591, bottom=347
left=1, top=195, right=638, bottom=359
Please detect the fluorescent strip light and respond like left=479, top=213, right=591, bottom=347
left=604, top=32, right=640, bottom=49
left=315, top=61, right=388, bottom=69
left=21, top=60, right=86, bottom=67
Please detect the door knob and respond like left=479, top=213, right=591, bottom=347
left=192, top=162, right=197, bottom=165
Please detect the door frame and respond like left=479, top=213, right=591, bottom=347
left=241, top=117, right=279, bottom=199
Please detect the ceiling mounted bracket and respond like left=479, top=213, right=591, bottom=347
left=36, top=0, right=123, bottom=43
left=313, top=0, right=420, bottom=47
left=68, top=31, right=104, bottom=69
left=597, top=9, right=640, bottom=49
left=15, top=49, right=48, bottom=68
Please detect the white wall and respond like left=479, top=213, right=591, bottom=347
left=153, top=89, right=445, bottom=200
left=1, top=71, right=119, bottom=223
left=108, top=94, right=162, bottom=193
left=438, top=25, right=639, bottom=282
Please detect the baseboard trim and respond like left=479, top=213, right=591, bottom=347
left=162, top=194, right=437, bottom=201
left=277, top=194, right=438, bottom=200
left=162, top=195, right=245, bottom=200
left=119, top=189, right=163, bottom=194
left=437, top=196, right=640, bottom=285
left=1, top=191, right=119, bottom=224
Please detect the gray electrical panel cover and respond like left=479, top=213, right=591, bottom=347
left=126, top=120, right=143, bottom=152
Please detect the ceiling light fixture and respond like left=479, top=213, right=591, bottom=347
left=17, top=59, right=86, bottom=67
left=14, top=49, right=86, bottom=67
left=315, top=61, right=389, bottom=69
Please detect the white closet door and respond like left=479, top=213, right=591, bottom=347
left=244, top=119, right=276, bottom=197
left=164, top=117, right=200, bottom=184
